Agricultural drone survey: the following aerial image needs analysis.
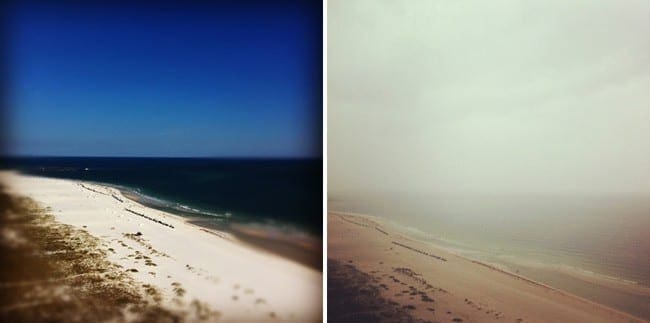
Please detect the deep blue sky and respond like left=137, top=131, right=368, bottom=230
left=6, top=1, right=322, bottom=158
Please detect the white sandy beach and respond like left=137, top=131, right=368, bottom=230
left=328, top=211, right=648, bottom=323
left=1, top=171, right=322, bottom=322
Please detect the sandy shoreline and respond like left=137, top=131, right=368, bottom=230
left=1, top=171, right=322, bottom=321
left=328, top=211, right=647, bottom=322
left=118, top=189, right=323, bottom=270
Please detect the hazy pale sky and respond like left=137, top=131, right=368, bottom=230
left=329, top=0, right=650, bottom=195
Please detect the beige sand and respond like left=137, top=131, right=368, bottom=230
left=328, top=211, right=646, bottom=323
left=1, top=171, right=322, bottom=322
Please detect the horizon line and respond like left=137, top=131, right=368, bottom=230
left=1, top=154, right=322, bottom=160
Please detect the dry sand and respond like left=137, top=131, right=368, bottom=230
left=1, top=171, right=322, bottom=322
left=328, top=211, right=646, bottom=323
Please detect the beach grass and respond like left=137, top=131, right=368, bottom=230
left=0, top=187, right=182, bottom=322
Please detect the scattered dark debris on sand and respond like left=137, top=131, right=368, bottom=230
left=170, top=282, right=186, bottom=297
left=393, top=267, right=446, bottom=294
left=122, top=232, right=170, bottom=258
left=124, top=208, right=175, bottom=229
left=79, top=183, right=109, bottom=196
left=464, top=297, right=504, bottom=318
left=337, top=214, right=373, bottom=228
left=328, top=259, right=423, bottom=323
left=174, top=287, right=186, bottom=297
left=469, top=259, right=549, bottom=291
left=189, top=300, right=221, bottom=321
left=375, top=227, right=389, bottom=235
left=0, top=189, right=219, bottom=322
left=391, top=241, right=447, bottom=262
left=0, top=192, right=180, bottom=322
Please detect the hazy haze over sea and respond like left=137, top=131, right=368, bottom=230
left=330, top=192, right=650, bottom=285
left=329, top=0, right=650, bottom=318
left=329, top=0, right=650, bottom=280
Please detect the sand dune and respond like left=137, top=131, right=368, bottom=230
left=328, top=212, right=646, bottom=323
left=1, top=171, right=322, bottom=322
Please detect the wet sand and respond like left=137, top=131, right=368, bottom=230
left=121, top=190, right=323, bottom=271
left=328, top=211, right=646, bottom=323
left=189, top=220, right=322, bottom=271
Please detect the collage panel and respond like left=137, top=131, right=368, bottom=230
left=327, top=1, right=649, bottom=322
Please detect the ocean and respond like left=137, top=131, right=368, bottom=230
left=329, top=191, right=650, bottom=319
left=2, top=157, right=322, bottom=256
